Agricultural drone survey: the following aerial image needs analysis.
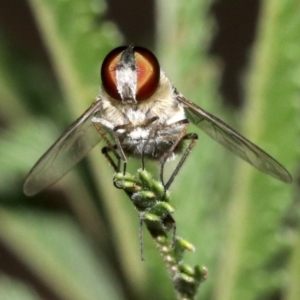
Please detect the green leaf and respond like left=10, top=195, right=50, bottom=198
left=0, top=208, right=123, bottom=300
left=0, top=274, right=42, bottom=300
left=213, top=1, right=299, bottom=300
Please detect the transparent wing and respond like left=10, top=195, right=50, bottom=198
left=24, top=101, right=103, bottom=196
left=177, top=95, right=292, bottom=183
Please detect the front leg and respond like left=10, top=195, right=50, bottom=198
left=158, top=119, right=195, bottom=189
left=92, top=116, right=126, bottom=173
left=113, top=116, right=160, bottom=170
left=163, top=132, right=198, bottom=190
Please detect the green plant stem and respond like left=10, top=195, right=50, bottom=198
left=114, top=170, right=207, bottom=300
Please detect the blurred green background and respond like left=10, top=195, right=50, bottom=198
left=0, top=0, right=299, bottom=299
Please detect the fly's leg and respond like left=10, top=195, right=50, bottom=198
left=92, top=120, right=122, bottom=172
left=158, top=119, right=189, bottom=186
left=113, top=116, right=160, bottom=171
left=93, top=116, right=132, bottom=175
left=101, top=145, right=120, bottom=172
left=112, top=122, right=136, bottom=175
left=112, top=131, right=128, bottom=175
left=159, top=119, right=198, bottom=189
left=163, top=133, right=198, bottom=190
left=140, top=116, right=159, bottom=170
left=101, top=145, right=130, bottom=190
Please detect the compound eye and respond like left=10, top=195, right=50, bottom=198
left=101, top=46, right=126, bottom=101
left=101, top=46, right=160, bottom=101
left=134, top=46, right=160, bottom=101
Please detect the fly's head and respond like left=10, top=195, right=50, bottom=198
left=101, top=45, right=160, bottom=104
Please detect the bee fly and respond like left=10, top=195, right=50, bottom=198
left=23, top=45, right=292, bottom=196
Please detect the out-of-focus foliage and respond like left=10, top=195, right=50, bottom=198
left=0, top=0, right=299, bottom=299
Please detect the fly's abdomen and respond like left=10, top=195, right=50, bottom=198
left=119, top=127, right=184, bottom=160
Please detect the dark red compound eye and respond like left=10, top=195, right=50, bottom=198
left=101, top=46, right=160, bottom=101
left=101, top=46, right=126, bottom=101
